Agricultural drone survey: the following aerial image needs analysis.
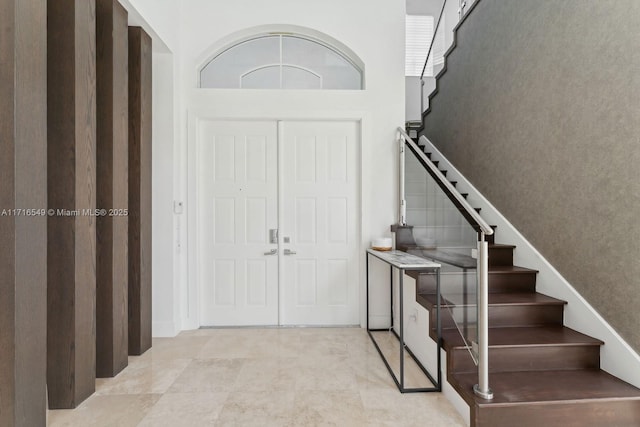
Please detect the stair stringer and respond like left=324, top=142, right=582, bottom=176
left=418, top=135, right=640, bottom=390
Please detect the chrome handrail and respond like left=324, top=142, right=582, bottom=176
left=397, top=127, right=493, bottom=235
left=397, top=126, right=493, bottom=400
left=420, top=0, right=448, bottom=80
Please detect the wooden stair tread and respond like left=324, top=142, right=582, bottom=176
left=452, top=370, right=640, bottom=405
left=488, top=265, right=538, bottom=274
left=407, top=246, right=519, bottom=270
left=407, top=248, right=476, bottom=269
left=440, top=326, right=603, bottom=350
left=489, top=243, right=516, bottom=249
left=407, top=243, right=520, bottom=272
left=420, top=292, right=566, bottom=308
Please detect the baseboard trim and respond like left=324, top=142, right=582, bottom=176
left=152, top=321, right=178, bottom=338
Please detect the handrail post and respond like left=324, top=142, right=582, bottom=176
left=420, top=78, right=425, bottom=114
left=474, top=232, right=493, bottom=400
left=399, top=134, right=406, bottom=226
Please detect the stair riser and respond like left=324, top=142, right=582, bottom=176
left=488, top=273, right=536, bottom=294
left=416, top=272, right=475, bottom=295
left=488, top=247, right=513, bottom=267
left=485, top=305, right=564, bottom=328
left=473, top=400, right=640, bottom=427
left=430, top=304, right=564, bottom=330
left=449, top=345, right=600, bottom=374
left=417, top=272, right=537, bottom=295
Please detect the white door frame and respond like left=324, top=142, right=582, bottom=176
left=186, top=111, right=367, bottom=329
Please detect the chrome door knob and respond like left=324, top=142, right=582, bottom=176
left=263, top=249, right=278, bottom=256
left=284, top=249, right=297, bottom=255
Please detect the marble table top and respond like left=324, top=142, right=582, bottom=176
left=366, top=249, right=441, bottom=270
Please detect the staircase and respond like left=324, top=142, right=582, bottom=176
left=400, top=153, right=640, bottom=427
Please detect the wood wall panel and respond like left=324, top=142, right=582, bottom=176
left=47, top=0, right=97, bottom=409
left=0, top=0, right=47, bottom=425
left=128, top=26, right=153, bottom=355
left=96, top=0, right=129, bottom=378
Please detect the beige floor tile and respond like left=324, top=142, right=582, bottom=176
left=167, top=358, right=244, bottom=393
left=300, top=328, right=367, bottom=357
left=346, top=354, right=397, bottom=391
left=360, top=389, right=466, bottom=426
left=232, top=357, right=298, bottom=391
left=197, top=328, right=303, bottom=360
left=137, top=392, right=229, bottom=427
left=289, top=390, right=368, bottom=426
left=95, top=358, right=191, bottom=395
left=293, top=356, right=360, bottom=391
left=297, top=336, right=350, bottom=358
left=47, top=328, right=468, bottom=427
left=242, top=329, right=303, bottom=359
left=47, top=394, right=160, bottom=427
left=196, top=334, right=255, bottom=359
left=369, top=330, right=436, bottom=389
left=145, top=336, right=212, bottom=360
left=215, top=390, right=295, bottom=427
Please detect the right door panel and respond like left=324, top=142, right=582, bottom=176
left=280, top=121, right=360, bottom=325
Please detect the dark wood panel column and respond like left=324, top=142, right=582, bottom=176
left=47, top=0, right=97, bottom=408
left=128, top=27, right=152, bottom=355
left=96, top=0, right=129, bottom=378
left=0, top=0, right=47, bottom=425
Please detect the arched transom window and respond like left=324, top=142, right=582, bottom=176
left=200, top=34, right=363, bottom=90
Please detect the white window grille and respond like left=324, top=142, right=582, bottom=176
left=200, top=34, right=363, bottom=90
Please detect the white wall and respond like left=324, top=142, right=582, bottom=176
left=178, top=0, right=405, bottom=329
left=150, top=52, right=178, bottom=336
left=407, top=0, right=444, bottom=16
left=120, top=0, right=179, bottom=52
left=406, top=76, right=422, bottom=121
left=121, top=0, right=406, bottom=333
left=120, top=0, right=183, bottom=336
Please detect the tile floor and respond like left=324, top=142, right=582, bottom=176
left=47, top=327, right=466, bottom=426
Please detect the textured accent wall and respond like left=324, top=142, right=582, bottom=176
left=422, top=0, right=640, bottom=353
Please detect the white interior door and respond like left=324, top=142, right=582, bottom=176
left=197, top=120, right=279, bottom=326
left=280, top=121, right=360, bottom=325
left=197, top=119, right=359, bottom=326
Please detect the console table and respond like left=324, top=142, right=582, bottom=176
left=366, top=248, right=442, bottom=393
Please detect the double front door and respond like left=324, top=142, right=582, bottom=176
left=197, top=120, right=359, bottom=326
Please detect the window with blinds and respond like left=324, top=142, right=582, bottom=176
left=406, top=14, right=446, bottom=78
left=405, top=15, right=434, bottom=77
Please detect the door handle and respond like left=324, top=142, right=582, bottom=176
left=284, top=249, right=297, bottom=255
left=263, top=249, right=277, bottom=256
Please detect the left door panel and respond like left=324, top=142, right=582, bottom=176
left=198, top=121, right=279, bottom=326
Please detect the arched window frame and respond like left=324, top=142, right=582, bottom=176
left=198, top=32, right=364, bottom=90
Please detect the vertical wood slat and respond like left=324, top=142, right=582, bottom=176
left=0, top=0, right=48, bottom=425
left=47, top=0, right=97, bottom=408
left=96, top=0, right=129, bottom=378
left=128, top=26, right=153, bottom=355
